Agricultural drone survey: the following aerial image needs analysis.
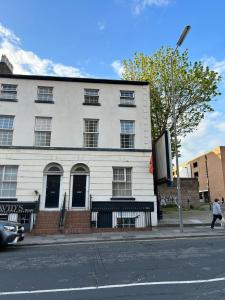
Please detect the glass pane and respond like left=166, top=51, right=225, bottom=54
left=120, top=134, right=134, bottom=148
left=35, top=132, right=51, bottom=146
left=120, top=98, right=134, bottom=105
left=83, top=133, right=98, bottom=147
left=84, top=120, right=98, bottom=133
left=48, top=166, right=60, bottom=172
left=1, top=84, right=17, bottom=92
left=0, top=130, right=13, bottom=146
left=4, top=166, right=18, bottom=181
left=0, top=116, right=14, bottom=129
left=0, top=167, right=3, bottom=181
left=37, top=87, right=53, bottom=101
left=126, top=168, right=132, bottom=182
left=84, top=89, right=99, bottom=96
left=120, top=90, right=134, bottom=98
left=35, top=117, right=52, bottom=131
left=84, top=96, right=99, bottom=104
left=120, top=121, right=134, bottom=134
left=113, top=168, right=124, bottom=181
left=0, top=182, right=16, bottom=197
left=74, top=166, right=86, bottom=172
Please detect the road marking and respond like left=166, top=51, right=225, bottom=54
left=0, top=277, right=225, bottom=296
left=19, top=235, right=225, bottom=249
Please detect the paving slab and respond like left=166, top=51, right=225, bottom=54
left=20, top=225, right=225, bottom=247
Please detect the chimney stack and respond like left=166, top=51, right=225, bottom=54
left=0, top=55, right=13, bottom=74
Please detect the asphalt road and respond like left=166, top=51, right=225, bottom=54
left=1, top=237, right=225, bottom=300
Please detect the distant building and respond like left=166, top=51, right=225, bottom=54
left=179, top=146, right=225, bottom=202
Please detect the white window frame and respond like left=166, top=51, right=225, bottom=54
left=117, top=217, right=136, bottom=228
left=0, top=166, right=18, bottom=199
left=37, top=86, right=53, bottom=102
left=83, top=119, right=99, bottom=148
left=120, top=120, right=135, bottom=149
left=0, top=84, right=17, bottom=100
left=84, top=89, right=99, bottom=104
left=34, top=117, right=52, bottom=147
left=112, top=167, right=132, bottom=197
left=120, top=90, right=135, bottom=105
left=0, top=115, right=14, bottom=146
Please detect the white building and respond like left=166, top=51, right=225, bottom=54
left=0, top=56, right=157, bottom=233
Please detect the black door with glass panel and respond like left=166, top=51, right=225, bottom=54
left=45, top=175, right=60, bottom=208
left=72, top=175, right=86, bottom=207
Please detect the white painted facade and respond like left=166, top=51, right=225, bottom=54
left=0, top=75, right=157, bottom=227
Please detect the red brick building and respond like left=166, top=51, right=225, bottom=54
left=180, top=146, right=225, bottom=203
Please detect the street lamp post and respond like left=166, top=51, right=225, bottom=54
left=171, top=25, right=191, bottom=233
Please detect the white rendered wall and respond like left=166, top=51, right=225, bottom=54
left=0, top=77, right=157, bottom=225
left=0, top=78, right=151, bottom=149
left=0, top=149, right=157, bottom=225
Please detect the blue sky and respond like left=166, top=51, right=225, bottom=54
left=0, top=0, right=225, bottom=162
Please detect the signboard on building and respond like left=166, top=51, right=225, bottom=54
left=154, top=130, right=173, bottom=184
left=0, top=201, right=39, bottom=214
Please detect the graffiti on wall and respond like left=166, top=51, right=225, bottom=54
left=158, top=194, right=178, bottom=207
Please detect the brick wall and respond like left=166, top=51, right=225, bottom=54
left=157, top=178, right=200, bottom=209
left=189, top=147, right=225, bottom=201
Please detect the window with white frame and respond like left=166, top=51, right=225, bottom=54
left=83, top=119, right=99, bottom=147
left=0, top=166, right=18, bottom=198
left=0, top=84, right=17, bottom=100
left=120, top=90, right=135, bottom=105
left=35, top=117, right=52, bottom=146
left=0, top=115, right=14, bottom=146
left=120, top=120, right=135, bottom=148
left=117, top=217, right=135, bottom=228
left=84, top=89, right=99, bottom=104
left=37, top=86, right=53, bottom=102
left=112, top=167, right=132, bottom=197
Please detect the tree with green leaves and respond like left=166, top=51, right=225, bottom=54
left=122, top=47, right=221, bottom=156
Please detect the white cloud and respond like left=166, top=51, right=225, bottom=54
left=202, top=56, right=225, bottom=76
left=111, top=60, right=124, bottom=77
left=180, top=110, right=225, bottom=163
left=0, top=24, right=20, bottom=44
left=97, top=22, right=105, bottom=31
left=0, top=23, right=87, bottom=77
left=132, top=0, right=170, bottom=15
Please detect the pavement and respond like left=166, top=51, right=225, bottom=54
left=19, top=205, right=225, bottom=247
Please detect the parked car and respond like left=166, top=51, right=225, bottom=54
left=0, top=220, right=24, bottom=246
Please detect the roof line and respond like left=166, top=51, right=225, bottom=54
left=0, top=74, right=149, bottom=85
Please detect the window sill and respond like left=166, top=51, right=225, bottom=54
left=119, top=104, right=136, bottom=107
left=82, top=102, right=101, bottom=106
left=0, top=98, right=18, bottom=102
left=110, top=197, right=135, bottom=201
left=35, top=100, right=54, bottom=104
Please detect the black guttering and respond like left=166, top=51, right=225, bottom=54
left=0, top=146, right=151, bottom=152
left=0, top=74, right=149, bottom=86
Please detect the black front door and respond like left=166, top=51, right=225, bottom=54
left=45, top=175, right=60, bottom=208
left=72, top=175, right=86, bottom=207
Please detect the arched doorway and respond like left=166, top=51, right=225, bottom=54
left=43, top=163, right=63, bottom=209
left=70, top=164, right=89, bottom=208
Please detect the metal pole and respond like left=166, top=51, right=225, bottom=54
left=171, top=53, right=183, bottom=232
